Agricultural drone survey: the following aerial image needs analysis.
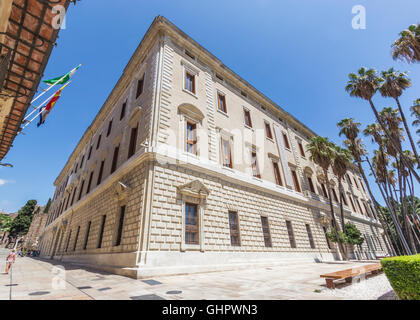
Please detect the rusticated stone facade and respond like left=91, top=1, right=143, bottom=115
left=23, top=206, right=47, bottom=250
left=38, top=16, right=391, bottom=278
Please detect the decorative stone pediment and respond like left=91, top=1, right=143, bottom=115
left=114, top=181, right=131, bottom=202
left=317, top=212, right=330, bottom=226
left=177, top=180, right=210, bottom=199
left=128, top=106, right=143, bottom=127
left=316, top=167, right=326, bottom=183
left=178, top=103, right=204, bottom=121
left=303, top=166, right=314, bottom=176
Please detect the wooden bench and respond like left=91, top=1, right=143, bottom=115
left=320, top=263, right=382, bottom=289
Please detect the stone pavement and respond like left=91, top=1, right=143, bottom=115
left=0, top=249, right=377, bottom=300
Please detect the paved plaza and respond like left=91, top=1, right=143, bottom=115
left=0, top=249, right=390, bottom=300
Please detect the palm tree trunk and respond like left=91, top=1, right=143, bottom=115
left=325, top=170, right=347, bottom=260
left=368, top=99, right=420, bottom=183
left=402, top=171, right=417, bottom=253
left=358, top=157, right=397, bottom=255
left=338, top=179, right=346, bottom=231
left=395, top=97, right=420, bottom=167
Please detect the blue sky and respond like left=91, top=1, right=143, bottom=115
left=1, top=0, right=419, bottom=212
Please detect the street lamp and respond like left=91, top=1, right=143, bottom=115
left=0, top=163, right=13, bottom=168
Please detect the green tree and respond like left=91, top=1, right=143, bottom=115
left=9, top=200, right=37, bottom=238
left=378, top=68, right=419, bottom=166
left=43, top=198, right=51, bottom=213
left=391, top=24, right=420, bottom=64
left=307, top=136, right=346, bottom=259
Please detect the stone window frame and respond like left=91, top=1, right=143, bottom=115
left=218, top=128, right=234, bottom=170
left=216, top=89, right=228, bottom=115
left=180, top=194, right=205, bottom=252
left=133, top=63, right=148, bottom=102
left=181, top=60, right=199, bottom=98
left=228, top=210, right=241, bottom=247
left=178, top=105, right=204, bottom=159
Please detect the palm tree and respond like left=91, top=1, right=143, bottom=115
left=345, top=67, right=420, bottom=183
left=338, top=118, right=397, bottom=255
left=391, top=24, right=420, bottom=63
left=379, top=68, right=419, bottom=166
left=410, top=99, right=420, bottom=147
left=331, top=146, right=353, bottom=231
left=307, top=136, right=346, bottom=259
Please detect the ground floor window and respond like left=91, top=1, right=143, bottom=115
left=73, top=226, right=80, bottom=251
left=261, top=216, right=272, bottom=247
left=323, top=226, right=331, bottom=249
left=228, top=211, right=240, bottom=246
left=97, top=215, right=106, bottom=249
left=83, top=221, right=91, bottom=250
left=286, top=220, right=296, bottom=248
left=185, top=203, right=199, bottom=245
left=305, top=224, right=315, bottom=249
left=115, top=206, right=126, bottom=246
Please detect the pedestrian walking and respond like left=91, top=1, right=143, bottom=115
left=5, top=249, right=16, bottom=274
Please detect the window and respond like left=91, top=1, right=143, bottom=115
left=74, top=163, right=78, bottom=174
left=217, top=93, right=227, bottom=113
left=243, top=108, right=252, bottom=127
left=120, top=101, right=126, bottom=120
left=356, top=199, right=364, bottom=215
left=106, top=119, right=113, bottom=137
left=87, top=146, right=93, bottom=160
left=186, top=122, right=197, bottom=154
left=286, top=220, right=296, bottom=248
left=359, top=179, right=366, bottom=192
left=321, top=183, right=328, bottom=198
left=307, top=176, right=315, bottom=193
left=65, top=230, right=72, bottom=252
left=111, top=145, right=119, bottom=174
left=185, top=50, right=195, bottom=60
left=354, top=177, right=359, bottom=189
left=86, top=171, right=94, bottom=194
left=70, top=186, right=77, bottom=207
left=341, top=192, right=348, bottom=206
left=97, top=160, right=105, bottom=186
left=265, top=122, right=273, bottom=139
left=261, top=216, right=272, bottom=247
left=77, top=180, right=85, bottom=201
left=331, top=188, right=339, bottom=202
left=347, top=174, right=352, bottom=186
left=251, top=151, right=261, bottom=178
left=291, top=169, right=301, bottom=192
left=97, top=215, right=106, bottom=249
left=228, top=211, right=240, bottom=246
left=73, top=226, right=80, bottom=251
left=282, top=133, right=290, bottom=149
left=298, top=141, right=306, bottom=157
left=349, top=195, right=356, bottom=212
left=273, top=161, right=283, bottom=186
left=96, top=134, right=102, bottom=150
left=363, top=202, right=370, bottom=217
left=323, top=226, right=331, bottom=249
left=221, top=137, right=232, bottom=168
left=136, top=74, right=144, bottom=99
left=185, top=203, right=199, bottom=245
left=79, top=155, right=84, bottom=169
left=128, top=124, right=138, bottom=158
left=306, top=224, right=315, bottom=249
left=115, top=206, right=126, bottom=246
left=185, top=71, right=195, bottom=94
left=83, top=221, right=91, bottom=250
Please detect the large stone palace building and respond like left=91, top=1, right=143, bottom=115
left=39, top=16, right=391, bottom=278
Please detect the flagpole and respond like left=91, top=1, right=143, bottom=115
left=30, top=64, right=81, bottom=105
left=20, top=81, right=71, bottom=132
left=23, top=88, right=64, bottom=121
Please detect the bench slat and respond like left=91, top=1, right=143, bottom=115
left=320, top=263, right=381, bottom=280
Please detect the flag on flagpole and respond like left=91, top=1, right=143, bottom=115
left=37, top=82, right=70, bottom=127
left=42, top=65, right=81, bottom=85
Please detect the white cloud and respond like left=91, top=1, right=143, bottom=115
left=0, top=179, right=13, bottom=187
